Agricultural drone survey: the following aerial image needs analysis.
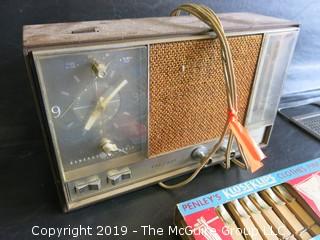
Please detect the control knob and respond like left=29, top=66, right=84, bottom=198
left=91, top=60, right=108, bottom=78
left=191, top=146, right=209, bottom=161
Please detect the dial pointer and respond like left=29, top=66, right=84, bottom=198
left=84, top=79, right=128, bottom=131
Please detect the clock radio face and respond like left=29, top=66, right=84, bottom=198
left=34, top=46, right=148, bottom=171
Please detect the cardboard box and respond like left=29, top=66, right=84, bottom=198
left=175, top=158, right=320, bottom=240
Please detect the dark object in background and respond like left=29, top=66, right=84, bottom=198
left=279, top=100, right=320, bottom=140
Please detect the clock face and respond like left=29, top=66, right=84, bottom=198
left=34, top=46, right=148, bottom=171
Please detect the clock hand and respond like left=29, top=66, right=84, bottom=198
left=60, top=81, right=93, bottom=118
left=84, top=79, right=128, bottom=131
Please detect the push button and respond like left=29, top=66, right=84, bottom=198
left=75, top=183, right=89, bottom=194
left=74, top=176, right=101, bottom=194
left=107, top=167, right=132, bottom=185
left=88, top=178, right=102, bottom=190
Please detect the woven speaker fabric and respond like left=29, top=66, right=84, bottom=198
left=148, top=35, right=263, bottom=157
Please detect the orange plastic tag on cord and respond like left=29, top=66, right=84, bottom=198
left=228, top=109, right=266, bottom=172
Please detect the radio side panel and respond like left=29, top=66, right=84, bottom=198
left=245, top=30, right=300, bottom=145
left=23, top=51, right=70, bottom=212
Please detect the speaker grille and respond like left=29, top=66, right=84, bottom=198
left=148, top=34, right=263, bottom=157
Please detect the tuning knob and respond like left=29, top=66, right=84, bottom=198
left=191, top=146, right=208, bottom=161
left=91, top=60, right=107, bottom=78
left=100, top=138, right=119, bottom=154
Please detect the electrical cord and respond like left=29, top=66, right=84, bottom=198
left=159, top=3, right=243, bottom=189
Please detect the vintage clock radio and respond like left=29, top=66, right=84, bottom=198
left=23, top=6, right=299, bottom=211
